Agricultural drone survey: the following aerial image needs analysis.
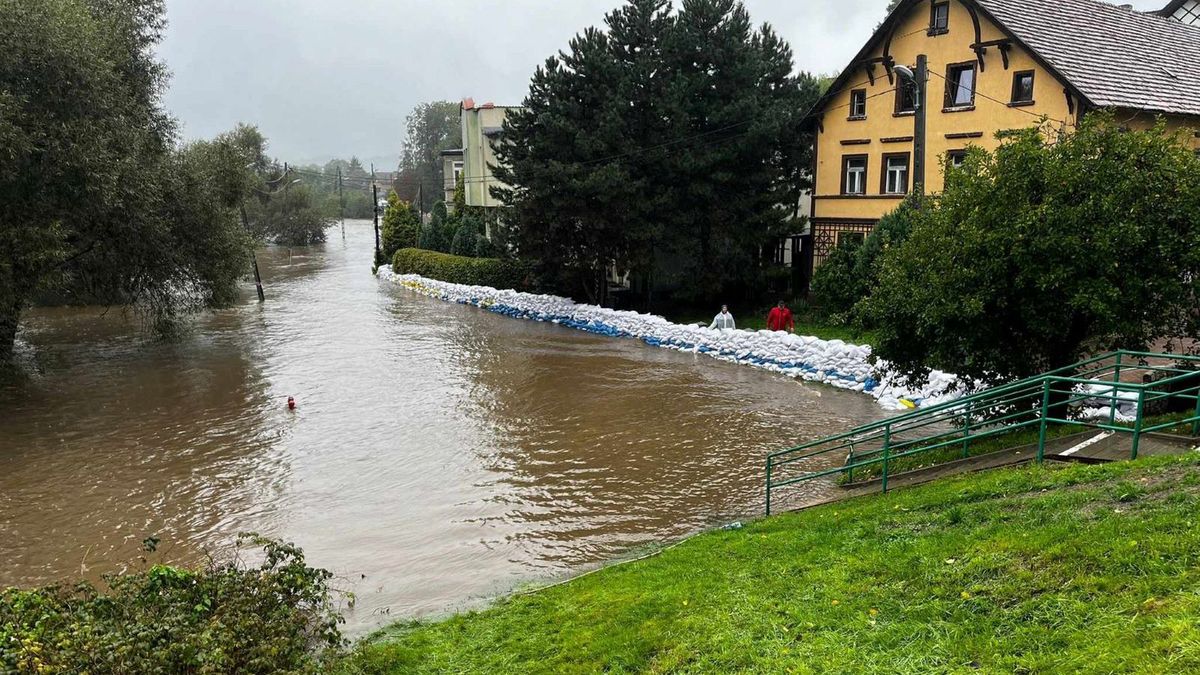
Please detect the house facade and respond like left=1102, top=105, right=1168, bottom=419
left=460, top=99, right=522, bottom=210
left=440, top=148, right=463, bottom=206
left=807, top=0, right=1200, bottom=268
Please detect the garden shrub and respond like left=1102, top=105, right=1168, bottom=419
left=380, top=191, right=420, bottom=263
left=0, top=535, right=345, bottom=674
left=811, top=196, right=920, bottom=320
left=392, top=248, right=530, bottom=290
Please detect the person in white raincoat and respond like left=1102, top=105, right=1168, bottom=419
left=709, top=305, right=736, bottom=330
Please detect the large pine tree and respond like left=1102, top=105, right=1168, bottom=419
left=493, top=0, right=817, bottom=305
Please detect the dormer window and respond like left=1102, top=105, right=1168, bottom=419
left=929, top=1, right=950, bottom=35
left=849, top=89, right=867, bottom=119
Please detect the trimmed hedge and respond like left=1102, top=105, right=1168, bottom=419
left=392, top=248, right=530, bottom=290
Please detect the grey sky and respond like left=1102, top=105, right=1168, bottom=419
left=159, top=0, right=1167, bottom=168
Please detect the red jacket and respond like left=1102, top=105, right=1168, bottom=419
left=767, top=306, right=794, bottom=332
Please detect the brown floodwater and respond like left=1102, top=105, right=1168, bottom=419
left=0, top=220, right=887, bottom=633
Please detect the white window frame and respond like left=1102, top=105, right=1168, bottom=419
left=844, top=156, right=867, bottom=195
left=884, top=155, right=909, bottom=195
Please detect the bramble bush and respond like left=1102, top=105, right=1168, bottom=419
left=0, top=535, right=346, bottom=674
left=392, top=248, right=530, bottom=290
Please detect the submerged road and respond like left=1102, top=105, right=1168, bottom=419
left=0, top=221, right=887, bottom=632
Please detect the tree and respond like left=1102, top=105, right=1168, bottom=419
left=493, top=0, right=817, bottom=305
left=400, top=101, right=460, bottom=213
left=811, top=196, right=920, bottom=319
left=0, top=0, right=258, bottom=361
left=861, top=114, right=1200, bottom=388
left=380, top=191, right=420, bottom=262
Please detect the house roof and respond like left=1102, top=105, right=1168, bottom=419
left=809, top=0, right=1200, bottom=123
left=974, top=0, right=1200, bottom=117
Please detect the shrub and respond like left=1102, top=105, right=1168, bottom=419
left=380, top=191, right=420, bottom=263
left=811, top=196, right=920, bottom=320
left=0, top=535, right=345, bottom=674
left=392, top=248, right=530, bottom=290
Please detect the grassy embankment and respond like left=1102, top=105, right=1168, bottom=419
left=340, top=451, right=1200, bottom=674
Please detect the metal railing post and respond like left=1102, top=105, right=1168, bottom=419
left=1131, top=389, right=1146, bottom=460
left=847, top=444, right=855, bottom=484
left=1192, top=387, right=1200, bottom=437
left=961, top=400, right=973, bottom=459
left=765, top=459, right=773, bottom=516
left=1036, top=379, right=1051, bottom=464
left=881, top=426, right=892, bottom=494
left=1110, top=352, right=1123, bottom=426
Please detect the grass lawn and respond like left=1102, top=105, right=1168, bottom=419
left=339, top=452, right=1200, bottom=674
left=666, top=308, right=875, bottom=345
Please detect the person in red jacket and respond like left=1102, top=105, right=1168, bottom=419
left=766, top=300, right=794, bottom=332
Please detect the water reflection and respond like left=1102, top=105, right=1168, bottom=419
left=0, top=222, right=888, bottom=633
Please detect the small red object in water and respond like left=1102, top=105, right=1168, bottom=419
left=287, top=396, right=296, bottom=410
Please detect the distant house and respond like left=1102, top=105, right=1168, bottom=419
left=804, top=0, right=1200, bottom=269
left=459, top=98, right=522, bottom=211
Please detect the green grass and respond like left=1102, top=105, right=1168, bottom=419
left=339, top=452, right=1200, bottom=674
left=667, top=308, right=875, bottom=344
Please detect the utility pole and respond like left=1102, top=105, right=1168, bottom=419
left=240, top=205, right=266, bottom=302
left=337, top=166, right=345, bottom=239
left=913, top=54, right=929, bottom=196
left=371, top=163, right=381, bottom=262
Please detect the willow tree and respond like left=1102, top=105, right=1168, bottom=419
left=0, top=0, right=255, bottom=362
left=493, top=0, right=818, bottom=305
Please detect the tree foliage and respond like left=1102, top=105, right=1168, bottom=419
left=0, top=0, right=263, bottom=360
left=861, top=115, right=1200, bottom=386
left=400, top=101, right=460, bottom=213
left=811, top=196, right=920, bottom=319
left=493, top=0, right=820, bottom=305
left=380, top=191, right=420, bottom=263
left=0, top=535, right=345, bottom=673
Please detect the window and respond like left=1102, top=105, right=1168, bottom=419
left=452, top=161, right=464, bottom=186
left=947, top=149, right=968, bottom=168
left=842, top=155, right=868, bottom=195
left=895, top=81, right=916, bottom=115
left=1010, top=70, right=1035, bottom=105
left=882, top=153, right=910, bottom=195
left=944, top=63, right=976, bottom=109
left=929, top=1, right=950, bottom=34
left=849, top=89, right=867, bottom=119
left=1172, top=0, right=1200, bottom=25
left=837, top=231, right=866, bottom=249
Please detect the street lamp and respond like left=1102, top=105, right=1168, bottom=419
left=893, top=58, right=928, bottom=195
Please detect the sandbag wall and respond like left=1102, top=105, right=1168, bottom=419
left=378, top=266, right=965, bottom=411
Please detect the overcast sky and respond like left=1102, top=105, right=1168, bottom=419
left=159, top=0, right=1166, bottom=168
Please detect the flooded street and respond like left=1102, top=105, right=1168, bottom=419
left=0, top=221, right=886, bottom=632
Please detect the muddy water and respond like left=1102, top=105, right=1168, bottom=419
left=0, top=221, right=887, bottom=632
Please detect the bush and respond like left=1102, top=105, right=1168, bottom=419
left=380, top=191, right=420, bottom=263
left=392, top=248, right=530, bottom=290
left=811, top=196, right=920, bottom=319
left=0, top=536, right=345, bottom=674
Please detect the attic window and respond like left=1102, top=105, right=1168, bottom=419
left=929, top=2, right=950, bottom=35
left=849, top=89, right=867, bottom=119
left=1010, top=71, right=1035, bottom=106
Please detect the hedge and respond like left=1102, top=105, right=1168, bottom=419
left=391, top=248, right=530, bottom=290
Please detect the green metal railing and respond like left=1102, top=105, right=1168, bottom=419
left=765, top=351, right=1200, bottom=515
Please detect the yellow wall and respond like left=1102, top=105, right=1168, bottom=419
left=813, top=0, right=1078, bottom=222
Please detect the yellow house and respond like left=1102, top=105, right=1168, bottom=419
left=807, top=0, right=1200, bottom=267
